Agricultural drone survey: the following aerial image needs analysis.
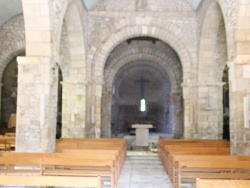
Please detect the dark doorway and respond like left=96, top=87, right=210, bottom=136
left=222, top=66, right=230, bottom=141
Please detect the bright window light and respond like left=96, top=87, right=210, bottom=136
left=140, top=99, right=146, bottom=112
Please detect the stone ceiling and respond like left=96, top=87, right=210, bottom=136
left=0, top=0, right=203, bottom=28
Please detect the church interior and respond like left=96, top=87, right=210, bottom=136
left=0, top=0, right=250, bottom=187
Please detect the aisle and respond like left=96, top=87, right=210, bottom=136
left=117, top=151, right=173, bottom=188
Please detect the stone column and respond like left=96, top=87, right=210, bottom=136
left=196, top=83, right=224, bottom=140
left=172, top=92, right=183, bottom=138
left=89, top=77, right=104, bottom=137
left=61, top=81, right=86, bottom=138
left=182, top=81, right=196, bottom=139
left=0, top=83, right=3, bottom=124
left=229, top=59, right=250, bottom=155
left=16, top=56, right=58, bottom=152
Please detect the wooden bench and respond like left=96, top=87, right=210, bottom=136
left=176, top=160, right=250, bottom=188
left=169, top=155, right=250, bottom=185
left=0, top=152, right=119, bottom=187
left=0, top=175, right=101, bottom=188
left=161, top=146, right=230, bottom=173
left=60, top=148, right=123, bottom=176
left=158, top=138, right=229, bottom=164
left=0, top=136, right=15, bottom=150
left=56, top=138, right=127, bottom=168
left=4, top=132, right=15, bottom=137
left=0, top=154, right=115, bottom=188
left=0, top=140, right=11, bottom=152
left=196, top=179, right=250, bottom=188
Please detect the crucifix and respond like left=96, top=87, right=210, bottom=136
left=134, top=76, right=150, bottom=111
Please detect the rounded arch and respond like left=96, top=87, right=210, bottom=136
left=110, top=62, right=173, bottom=135
left=114, top=61, right=171, bottom=92
left=91, top=19, right=194, bottom=80
left=101, top=36, right=184, bottom=137
left=0, top=14, right=25, bottom=80
left=197, top=1, right=228, bottom=139
left=58, top=0, right=87, bottom=138
left=55, top=0, right=87, bottom=62
left=104, top=49, right=181, bottom=94
left=0, top=14, right=25, bottom=133
left=0, top=42, right=25, bottom=79
left=199, top=0, right=235, bottom=61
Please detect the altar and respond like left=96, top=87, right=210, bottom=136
left=131, top=124, right=153, bottom=147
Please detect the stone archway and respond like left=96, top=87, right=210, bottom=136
left=197, top=1, right=228, bottom=139
left=101, top=37, right=183, bottom=138
left=58, top=0, right=87, bottom=138
left=0, top=14, right=25, bottom=134
left=90, top=20, right=195, bottom=138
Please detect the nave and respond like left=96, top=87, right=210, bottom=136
left=117, top=152, right=173, bottom=188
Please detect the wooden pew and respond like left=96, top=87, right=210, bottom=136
left=157, top=138, right=239, bottom=188
left=4, top=132, right=15, bottom=137
left=0, top=138, right=127, bottom=188
left=169, top=155, right=250, bottom=185
left=161, top=146, right=230, bottom=173
left=0, top=175, right=101, bottom=188
left=0, top=136, right=15, bottom=150
left=0, top=152, right=118, bottom=187
left=60, top=148, right=123, bottom=177
left=196, top=179, right=250, bottom=188
left=158, top=138, right=229, bottom=164
left=176, top=160, right=250, bottom=188
left=0, top=154, right=115, bottom=188
left=56, top=138, right=127, bottom=168
left=0, top=140, right=11, bottom=152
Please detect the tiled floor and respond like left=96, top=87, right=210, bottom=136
left=117, top=151, right=173, bottom=188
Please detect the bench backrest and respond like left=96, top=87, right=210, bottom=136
left=179, top=160, right=250, bottom=170
left=196, top=179, right=250, bottom=188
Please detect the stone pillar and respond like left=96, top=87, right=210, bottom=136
left=172, top=92, right=183, bottom=138
left=90, top=77, right=104, bottom=137
left=61, top=81, right=86, bottom=138
left=16, top=56, right=58, bottom=152
left=182, top=81, right=196, bottom=139
left=196, top=83, right=224, bottom=140
left=229, top=59, right=250, bottom=155
left=0, top=83, right=3, bottom=124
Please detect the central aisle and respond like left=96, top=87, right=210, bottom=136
left=116, top=151, right=173, bottom=188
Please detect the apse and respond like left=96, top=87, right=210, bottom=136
left=102, top=37, right=183, bottom=137
left=111, top=62, right=172, bottom=135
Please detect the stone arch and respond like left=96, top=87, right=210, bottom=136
left=0, top=14, right=25, bottom=128
left=99, top=35, right=184, bottom=137
left=59, top=0, right=87, bottom=138
left=92, top=22, right=193, bottom=79
left=0, top=14, right=25, bottom=80
left=110, top=61, right=174, bottom=135
left=104, top=50, right=181, bottom=94
left=90, top=20, right=194, bottom=137
left=197, top=1, right=228, bottom=139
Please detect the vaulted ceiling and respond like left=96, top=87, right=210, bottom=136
left=0, top=0, right=203, bottom=28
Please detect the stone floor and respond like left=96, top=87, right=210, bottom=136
left=116, top=151, right=173, bottom=188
